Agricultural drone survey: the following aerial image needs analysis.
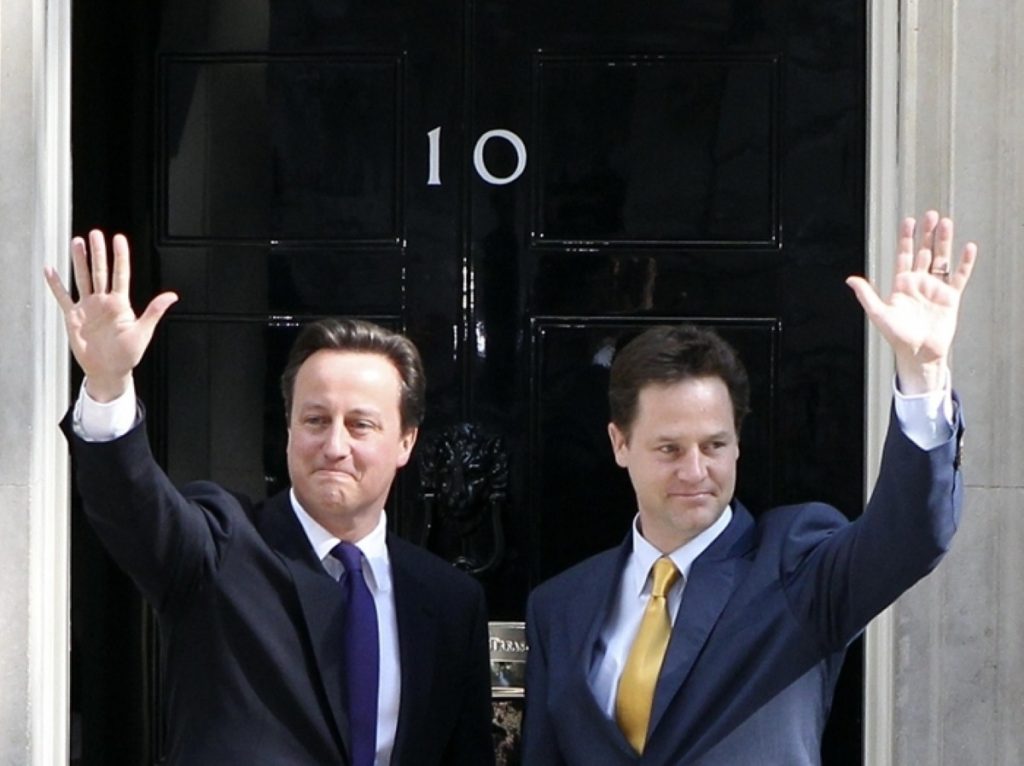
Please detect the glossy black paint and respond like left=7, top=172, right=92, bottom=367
left=71, top=0, right=866, bottom=762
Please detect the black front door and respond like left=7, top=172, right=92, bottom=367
left=72, top=0, right=866, bottom=762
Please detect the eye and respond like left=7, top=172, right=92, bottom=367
left=657, top=444, right=678, bottom=455
left=348, top=418, right=380, bottom=433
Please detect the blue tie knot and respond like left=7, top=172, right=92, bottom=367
left=331, top=541, right=364, bottom=575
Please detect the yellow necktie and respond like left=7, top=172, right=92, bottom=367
left=615, top=556, right=681, bottom=754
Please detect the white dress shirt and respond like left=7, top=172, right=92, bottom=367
left=587, top=375, right=955, bottom=717
left=73, top=379, right=402, bottom=766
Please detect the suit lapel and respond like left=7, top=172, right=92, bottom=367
left=647, top=504, right=755, bottom=737
left=259, top=492, right=351, bottom=760
left=388, top=535, right=440, bottom=761
left=553, top=539, right=642, bottom=760
left=575, top=539, right=632, bottom=671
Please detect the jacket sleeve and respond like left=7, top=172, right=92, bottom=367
left=60, top=407, right=232, bottom=614
left=781, top=396, right=965, bottom=651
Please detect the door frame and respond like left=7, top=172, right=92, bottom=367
left=23, top=0, right=73, bottom=764
left=863, top=0, right=904, bottom=763
left=30, top=0, right=902, bottom=760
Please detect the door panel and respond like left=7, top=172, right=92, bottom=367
left=161, top=56, right=404, bottom=243
left=533, top=54, right=777, bottom=245
left=71, top=0, right=866, bottom=761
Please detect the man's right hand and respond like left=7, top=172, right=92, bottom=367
left=44, top=229, right=178, bottom=402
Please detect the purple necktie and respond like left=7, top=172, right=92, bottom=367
left=331, top=542, right=379, bottom=766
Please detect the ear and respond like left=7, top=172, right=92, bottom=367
left=607, top=422, right=630, bottom=468
left=396, top=427, right=419, bottom=468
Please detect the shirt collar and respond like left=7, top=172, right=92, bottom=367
left=289, top=489, right=392, bottom=593
left=627, top=505, right=733, bottom=597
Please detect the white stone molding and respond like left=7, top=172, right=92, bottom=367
left=0, top=0, right=72, bottom=762
left=863, top=0, right=900, bottom=761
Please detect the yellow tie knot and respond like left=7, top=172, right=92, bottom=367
left=651, top=556, right=680, bottom=598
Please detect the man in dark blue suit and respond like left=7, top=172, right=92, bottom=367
left=523, top=211, right=978, bottom=765
left=46, top=232, right=494, bottom=765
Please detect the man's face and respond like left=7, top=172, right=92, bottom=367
left=608, top=376, right=739, bottom=552
left=286, top=350, right=417, bottom=539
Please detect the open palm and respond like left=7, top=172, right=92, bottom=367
left=846, top=212, right=977, bottom=393
left=45, top=230, right=177, bottom=401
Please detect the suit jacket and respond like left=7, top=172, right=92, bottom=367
left=524, top=403, right=964, bottom=765
left=63, top=412, right=495, bottom=766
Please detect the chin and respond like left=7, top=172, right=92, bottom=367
left=303, top=489, right=347, bottom=515
left=673, top=506, right=723, bottom=532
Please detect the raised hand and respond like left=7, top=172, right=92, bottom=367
left=846, top=211, right=978, bottom=394
left=44, top=230, right=178, bottom=402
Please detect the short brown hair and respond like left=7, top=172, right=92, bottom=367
left=280, top=318, right=425, bottom=432
left=608, top=325, right=750, bottom=435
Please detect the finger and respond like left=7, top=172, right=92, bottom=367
left=895, top=217, right=915, bottom=275
left=89, top=229, right=109, bottom=294
left=137, top=291, right=179, bottom=335
left=43, top=266, right=76, bottom=314
left=845, top=276, right=886, bottom=321
left=71, top=237, right=92, bottom=298
left=913, top=210, right=939, bottom=272
left=929, top=217, right=954, bottom=276
left=111, top=234, right=131, bottom=294
left=949, top=241, right=978, bottom=291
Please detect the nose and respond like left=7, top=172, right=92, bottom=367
left=675, top=447, right=707, bottom=483
left=323, top=423, right=353, bottom=460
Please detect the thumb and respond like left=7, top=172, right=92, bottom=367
left=138, top=291, right=179, bottom=333
left=845, top=276, right=885, bottom=321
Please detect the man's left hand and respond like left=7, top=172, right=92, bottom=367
left=846, top=210, right=978, bottom=394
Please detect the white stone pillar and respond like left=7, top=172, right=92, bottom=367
left=867, top=0, right=1024, bottom=762
left=0, top=0, right=72, bottom=763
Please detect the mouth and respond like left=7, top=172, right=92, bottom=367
left=668, top=490, right=713, bottom=499
left=314, top=468, right=356, bottom=480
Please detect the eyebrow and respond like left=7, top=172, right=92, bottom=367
left=653, top=430, right=734, bottom=443
left=296, top=402, right=383, bottom=418
left=705, top=431, right=734, bottom=441
left=346, top=407, right=383, bottom=419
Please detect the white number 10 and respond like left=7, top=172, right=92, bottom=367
left=427, top=126, right=528, bottom=187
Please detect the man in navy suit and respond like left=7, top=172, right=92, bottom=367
left=46, top=231, right=494, bottom=765
left=523, top=211, right=978, bottom=765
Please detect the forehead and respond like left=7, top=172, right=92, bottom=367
left=634, top=376, right=735, bottom=429
left=293, top=350, right=402, bottom=402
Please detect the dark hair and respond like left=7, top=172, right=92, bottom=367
left=608, top=325, right=750, bottom=434
left=280, top=318, right=425, bottom=432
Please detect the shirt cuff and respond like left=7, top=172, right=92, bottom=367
left=72, top=378, right=140, bottom=442
left=892, top=368, right=954, bottom=451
